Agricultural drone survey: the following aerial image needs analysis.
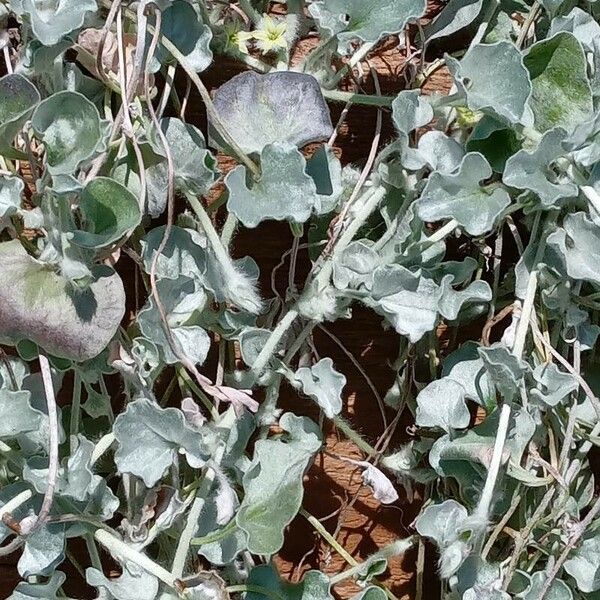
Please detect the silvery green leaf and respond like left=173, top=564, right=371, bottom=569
left=547, top=212, right=600, bottom=285
left=524, top=32, right=593, bottom=133
left=351, top=588, right=387, bottom=600
left=239, top=328, right=273, bottom=368
left=478, top=343, right=527, bottom=401
left=392, top=90, right=433, bottom=134
left=114, top=397, right=217, bottom=487
left=367, top=266, right=439, bottom=343
left=0, top=389, right=43, bottom=439
left=196, top=482, right=247, bottom=566
left=333, top=241, right=379, bottom=290
left=416, top=378, right=470, bottom=433
left=0, top=74, right=40, bottom=156
left=0, top=176, right=23, bottom=219
left=443, top=342, right=495, bottom=408
left=531, top=362, right=577, bottom=407
left=423, top=0, right=485, bottom=42
left=32, top=91, right=104, bottom=175
left=23, top=435, right=118, bottom=521
left=564, top=535, right=600, bottom=592
left=417, top=153, right=511, bottom=236
left=467, top=116, right=521, bottom=173
left=71, top=177, right=141, bottom=249
left=308, top=0, right=426, bottom=47
left=237, top=413, right=321, bottom=554
left=438, top=275, right=492, bottom=321
left=12, top=0, right=96, bottom=45
left=226, top=143, right=322, bottom=227
left=210, top=71, right=332, bottom=155
left=293, top=358, right=346, bottom=418
left=18, top=524, right=65, bottom=578
left=137, top=277, right=210, bottom=366
left=0, top=355, right=29, bottom=390
left=247, top=565, right=333, bottom=600
left=521, top=572, right=573, bottom=600
left=549, top=7, right=600, bottom=51
left=149, top=1, right=212, bottom=73
left=447, top=41, right=532, bottom=125
left=141, top=225, right=207, bottom=281
left=9, top=571, right=66, bottom=600
left=146, top=118, right=217, bottom=217
left=417, top=131, right=465, bottom=174
left=503, top=128, right=577, bottom=207
left=415, top=499, right=469, bottom=547
left=463, top=588, right=510, bottom=600
left=86, top=564, right=159, bottom=600
left=0, top=240, right=125, bottom=361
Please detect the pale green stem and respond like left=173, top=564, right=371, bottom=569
left=69, top=371, right=82, bottom=454
left=94, top=529, right=179, bottom=589
left=171, top=446, right=225, bottom=578
left=329, top=537, right=415, bottom=585
left=512, top=271, right=537, bottom=359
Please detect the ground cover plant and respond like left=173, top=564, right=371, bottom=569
left=0, top=0, right=600, bottom=598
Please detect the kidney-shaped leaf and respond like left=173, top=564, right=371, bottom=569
left=564, top=535, right=600, bottom=593
left=210, top=71, right=332, bottom=155
left=12, top=0, right=97, bottom=46
left=547, top=212, right=600, bottom=286
left=32, top=91, right=104, bottom=175
left=416, top=153, right=511, bottom=236
left=71, top=177, right=141, bottom=249
left=247, top=565, right=332, bottom=600
left=0, top=240, right=125, bottom=361
left=416, top=378, right=470, bottom=433
left=423, top=0, right=485, bottom=42
left=309, top=0, right=426, bottom=47
left=293, top=357, right=346, bottom=419
left=226, top=143, right=322, bottom=227
left=447, top=41, right=532, bottom=126
left=113, top=397, right=217, bottom=487
left=524, top=32, right=593, bottom=133
left=237, top=413, right=321, bottom=554
left=149, top=0, right=212, bottom=73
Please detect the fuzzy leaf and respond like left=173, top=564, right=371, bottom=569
left=18, top=525, right=65, bottom=578
left=237, top=413, right=321, bottom=554
left=416, top=378, right=470, bottom=433
left=12, top=0, right=97, bottom=46
left=424, top=0, right=485, bottom=42
left=210, top=71, right=332, bottom=155
left=531, top=362, right=577, bottom=407
left=417, top=131, right=465, bottom=174
left=549, top=7, right=600, bottom=51
left=0, top=389, right=43, bottom=439
left=0, top=176, right=24, bottom=218
left=564, top=535, right=600, bottom=593
left=547, top=212, right=600, bottom=286
left=416, top=499, right=469, bottom=546
left=0, top=240, right=125, bottom=361
left=309, top=0, right=427, bottom=47
left=351, top=588, right=387, bottom=600
left=0, top=74, right=40, bottom=156
left=416, top=153, right=511, bottom=236
left=71, top=177, right=141, bottom=249
left=146, top=118, right=217, bottom=217
left=9, top=571, right=66, bottom=600
left=86, top=565, right=159, bottom=600
left=150, top=0, right=212, bottom=73
left=447, top=41, right=532, bottom=125
left=521, top=572, right=573, bottom=600
left=32, top=91, right=104, bottom=175
left=503, top=128, right=577, bottom=207
left=293, top=358, right=346, bottom=419
left=226, top=143, right=322, bottom=227
left=113, top=397, right=217, bottom=487
left=392, top=90, right=433, bottom=134
left=524, top=32, right=593, bottom=132
left=247, top=565, right=332, bottom=600
left=478, top=343, right=527, bottom=401
left=367, top=266, right=439, bottom=343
